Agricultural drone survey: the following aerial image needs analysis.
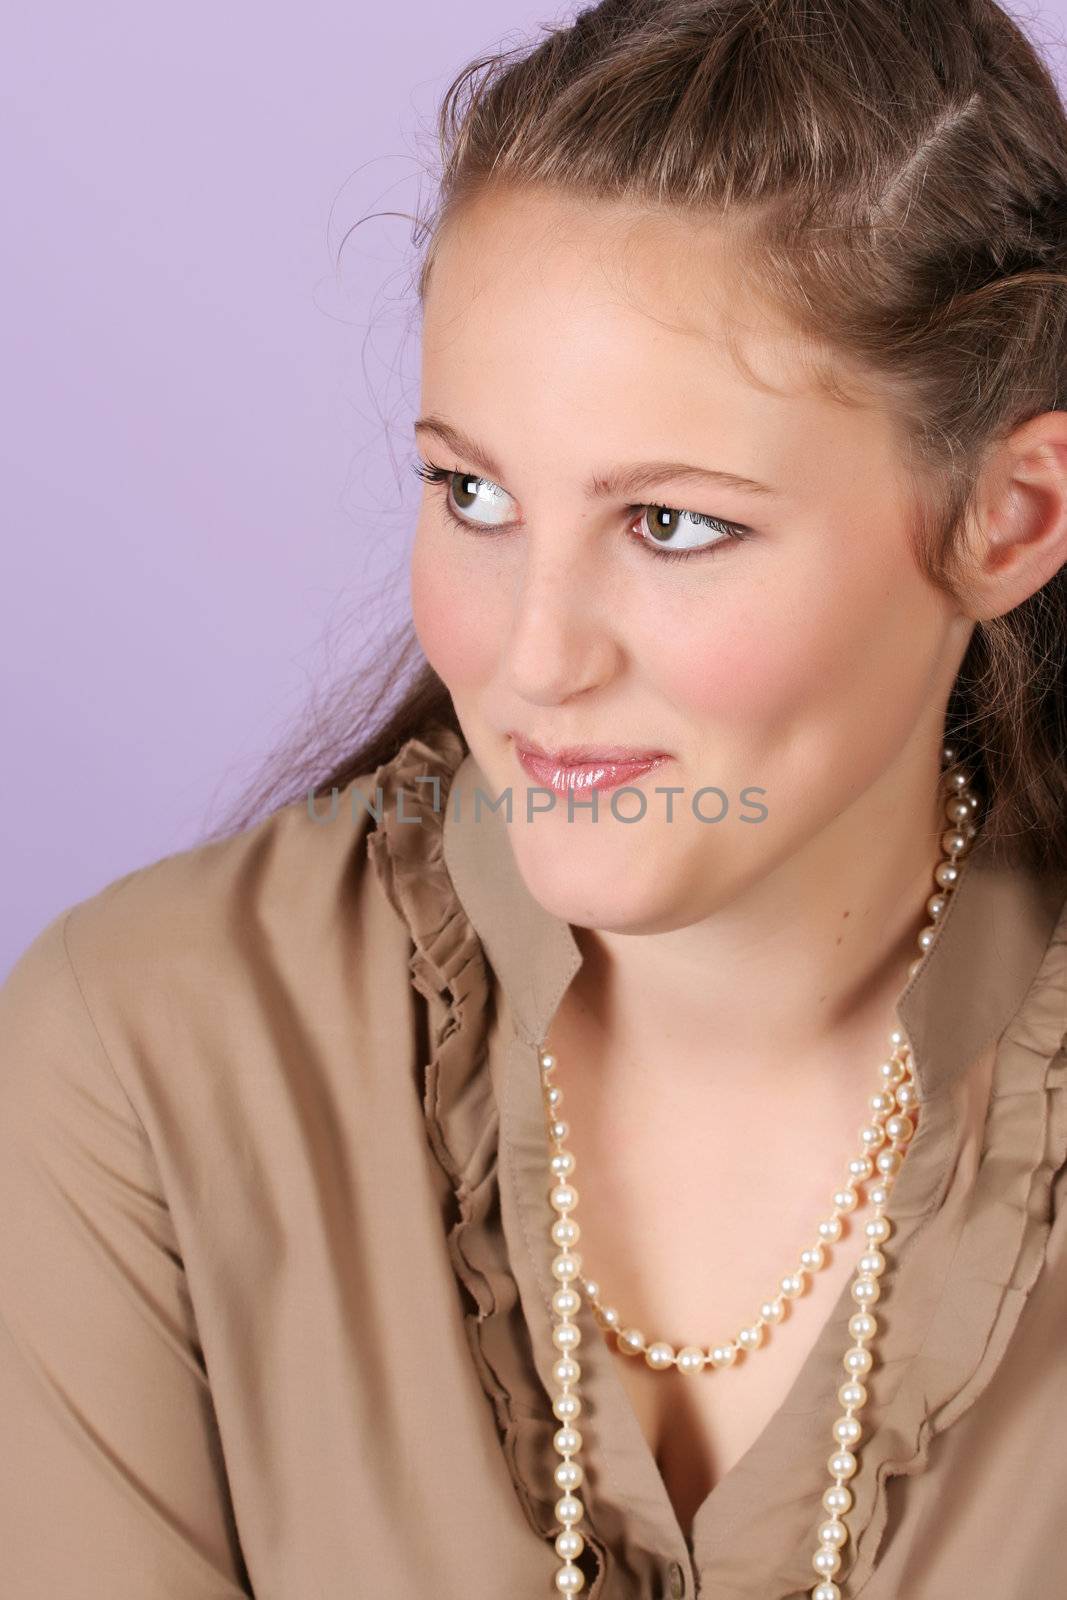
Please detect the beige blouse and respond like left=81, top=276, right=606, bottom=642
left=2, top=724, right=1067, bottom=1600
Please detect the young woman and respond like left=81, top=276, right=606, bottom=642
left=3, top=1, right=1067, bottom=1596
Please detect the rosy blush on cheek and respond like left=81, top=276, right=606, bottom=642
left=409, top=539, right=496, bottom=689
left=643, top=604, right=800, bottom=728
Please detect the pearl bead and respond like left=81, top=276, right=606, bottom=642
left=761, top=1298, right=785, bottom=1323
left=554, top=1427, right=583, bottom=1454
left=885, top=1113, right=914, bottom=1142
left=812, top=1584, right=841, bottom=1600
left=859, top=1250, right=886, bottom=1276
left=556, top=1529, right=584, bottom=1561
left=582, top=1278, right=599, bottom=1298
left=617, top=1328, right=645, bottom=1354
left=828, top=1449, right=858, bottom=1478
left=553, top=1288, right=581, bottom=1317
left=677, top=1345, right=706, bottom=1374
left=876, top=1148, right=903, bottom=1177
left=551, top=1184, right=578, bottom=1212
left=934, top=860, right=960, bottom=888
left=848, top=1155, right=874, bottom=1181
left=844, top=1346, right=873, bottom=1376
left=832, top=1187, right=857, bottom=1213
left=555, top=1562, right=585, bottom=1592
left=710, top=1344, right=737, bottom=1367
left=819, top=1517, right=849, bottom=1548
left=547, top=1085, right=563, bottom=1107
left=553, top=1322, right=582, bottom=1351
left=555, top=1494, right=583, bottom=1525
left=738, top=1323, right=765, bottom=1350
left=852, top=1275, right=880, bottom=1305
left=600, top=1306, right=620, bottom=1329
left=818, top=1216, right=843, bottom=1243
left=554, top=1393, right=582, bottom=1421
left=781, top=1273, right=805, bottom=1297
left=868, top=1182, right=891, bottom=1207
left=554, top=1460, right=583, bottom=1490
left=849, top=1311, right=877, bottom=1340
left=553, top=1253, right=581, bottom=1281
left=833, top=1416, right=862, bottom=1448
left=800, top=1244, right=826, bottom=1271
left=838, top=1380, right=866, bottom=1409
left=823, top=1484, right=853, bottom=1515
left=859, top=1123, right=885, bottom=1149
left=551, top=1151, right=575, bottom=1178
left=812, top=1545, right=841, bottom=1576
left=553, top=1357, right=580, bottom=1386
left=645, top=1341, right=675, bottom=1370
left=540, top=1051, right=556, bottom=1071
left=865, top=1216, right=891, bottom=1243
left=552, top=1219, right=579, bottom=1247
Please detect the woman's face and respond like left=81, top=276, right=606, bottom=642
left=410, top=183, right=971, bottom=933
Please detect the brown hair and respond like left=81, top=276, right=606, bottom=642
left=208, top=0, right=1067, bottom=871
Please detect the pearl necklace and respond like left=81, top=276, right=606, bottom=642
left=538, top=748, right=982, bottom=1597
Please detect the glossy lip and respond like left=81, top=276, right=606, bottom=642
left=510, top=735, right=673, bottom=797
left=508, top=730, right=671, bottom=763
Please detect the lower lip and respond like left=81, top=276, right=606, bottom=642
left=514, top=746, right=671, bottom=794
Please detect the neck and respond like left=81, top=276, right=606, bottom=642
left=551, top=756, right=951, bottom=1092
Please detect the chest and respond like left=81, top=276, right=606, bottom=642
left=542, top=1040, right=902, bottom=1541
left=603, top=1245, right=864, bottom=1540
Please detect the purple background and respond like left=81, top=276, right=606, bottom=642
left=2, top=1, right=1064, bottom=978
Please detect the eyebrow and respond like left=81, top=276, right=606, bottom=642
left=413, top=414, right=780, bottom=500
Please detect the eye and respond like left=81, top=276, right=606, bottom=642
left=411, top=457, right=751, bottom=562
left=633, top=504, right=749, bottom=562
left=412, top=461, right=514, bottom=528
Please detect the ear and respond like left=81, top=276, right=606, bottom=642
left=955, top=411, right=1067, bottom=622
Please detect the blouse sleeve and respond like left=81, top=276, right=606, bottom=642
left=0, top=910, right=253, bottom=1598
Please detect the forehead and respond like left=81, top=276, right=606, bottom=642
left=419, top=183, right=904, bottom=501
left=424, top=186, right=822, bottom=397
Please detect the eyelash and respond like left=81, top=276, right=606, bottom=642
left=410, top=458, right=749, bottom=563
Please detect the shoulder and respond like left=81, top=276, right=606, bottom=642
left=10, top=776, right=365, bottom=1007
left=0, top=738, right=464, bottom=1129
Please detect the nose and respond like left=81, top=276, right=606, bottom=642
left=502, top=537, right=620, bottom=706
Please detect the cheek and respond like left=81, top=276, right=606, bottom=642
left=409, top=519, right=500, bottom=688
left=641, top=539, right=933, bottom=730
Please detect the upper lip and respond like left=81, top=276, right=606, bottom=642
left=509, top=731, right=670, bottom=764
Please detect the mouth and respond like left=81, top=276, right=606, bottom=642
left=509, top=731, right=673, bottom=795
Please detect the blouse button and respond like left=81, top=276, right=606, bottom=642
left=666, top=1561, right=686, bottom=1598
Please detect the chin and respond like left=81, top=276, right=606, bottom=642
left=508, top=827, right=687, bottom=933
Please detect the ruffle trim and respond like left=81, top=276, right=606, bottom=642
left=843, top=895, right=1067, bottom=1595
left=362, top=729, right=591, bottom=1572
left=363, top=729, right=487, bottom=1189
